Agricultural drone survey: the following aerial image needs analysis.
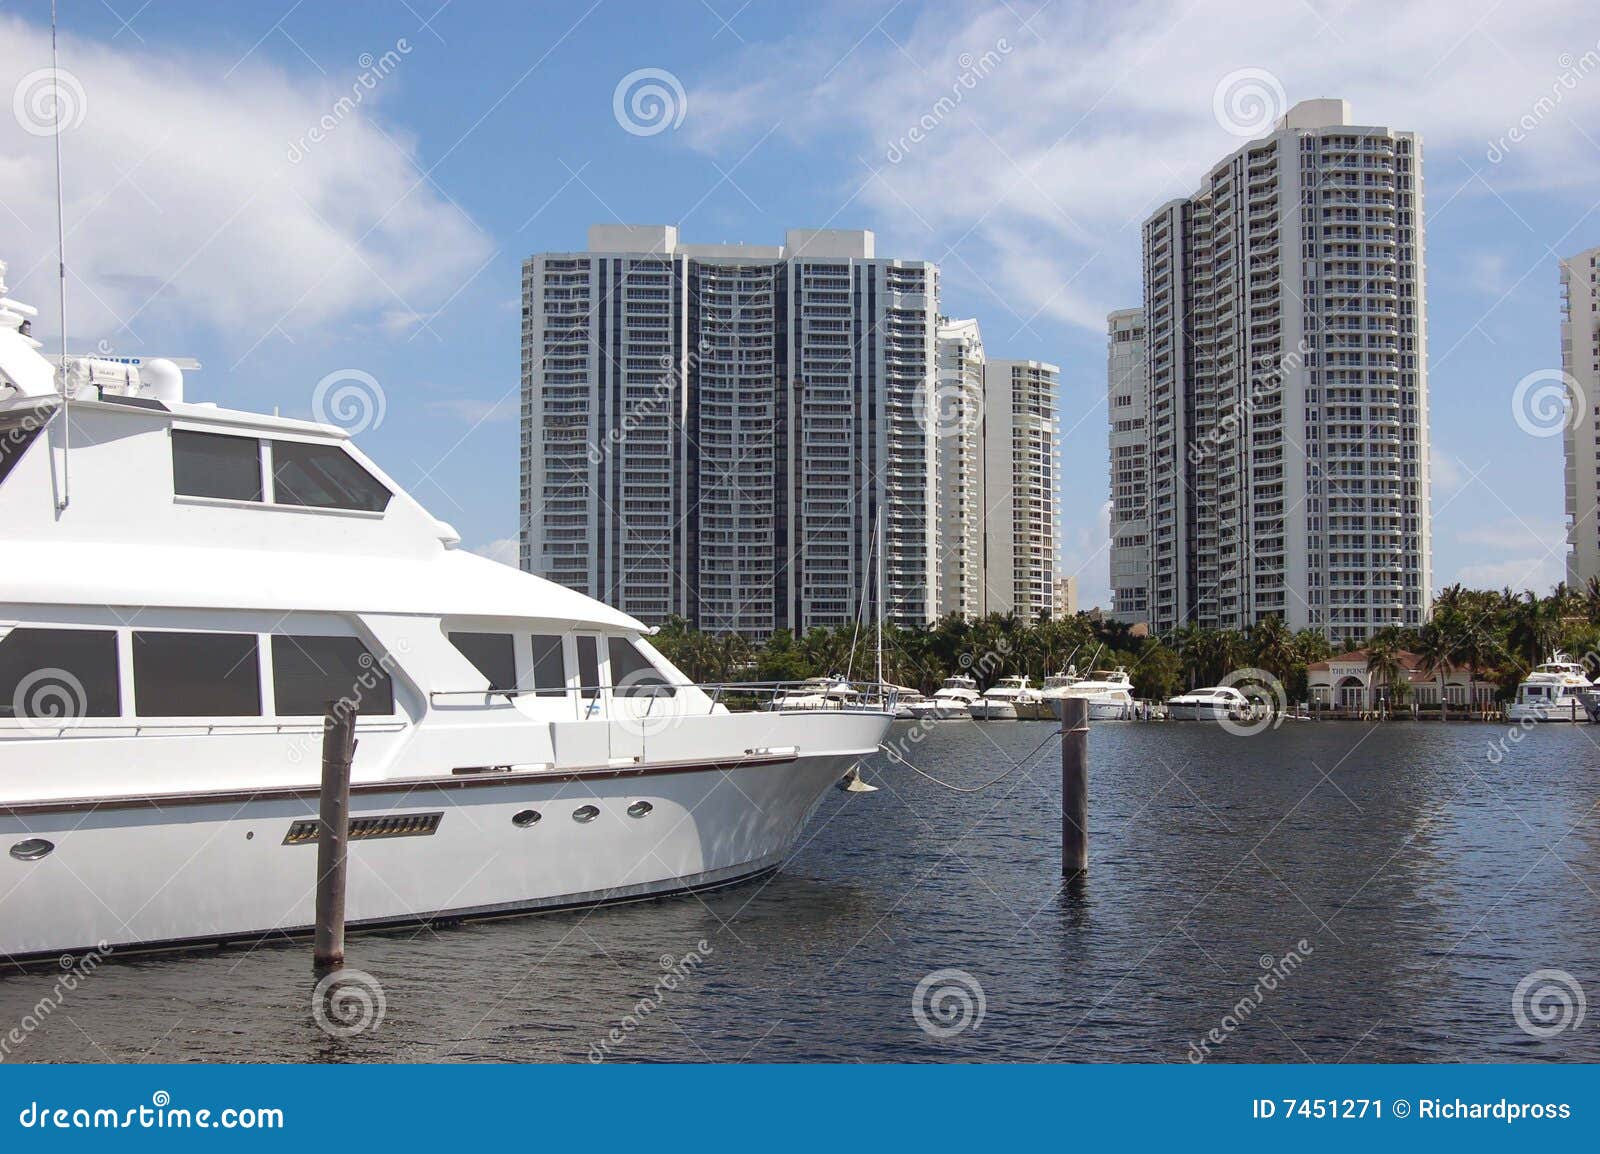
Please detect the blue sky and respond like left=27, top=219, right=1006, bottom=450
left=2, top=0, right=1598, bottom=609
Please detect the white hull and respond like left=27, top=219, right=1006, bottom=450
left=968, top=701, right=1019, bottom=721
left=1, top=747, right=866, bottom=960
left=1506, top=700, right=1586, bottom=723
left=908, top=701, right=975, bottom=720
left=1050, top=696, right=1134, bottom=721
left=1166, top=703, right=1235, bottom=722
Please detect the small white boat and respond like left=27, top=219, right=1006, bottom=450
left=1507, top=653, right=1592, bottom=723
left=969, top=676, right=1048, bottom=721
left=772, top=676, right=860, bottom=711
left=1046, top=667, right=1136, bottom=722
left=909, top=674, right=979, bottom=720
left=1166, top=685, right=1253, bottom=722
left=885, top=685, right=928, bottom=719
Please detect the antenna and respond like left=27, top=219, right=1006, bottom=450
left=51, top=0, right=70, bottom=512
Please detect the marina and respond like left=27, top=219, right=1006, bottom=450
left=3, top=719, right=1597, bottom=1062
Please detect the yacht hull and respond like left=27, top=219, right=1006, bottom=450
left=968, top=701, right=1019, bottom=721
left=0, top=749, right=869, bottom=961
left=1506, top=701, right=1586, bottom=723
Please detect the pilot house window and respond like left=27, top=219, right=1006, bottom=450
left=172, top=431, right=262, bottom=502
left=272, top=441, right=391, bottom=513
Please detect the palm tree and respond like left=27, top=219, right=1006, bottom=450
left=1249, top=614, right=1293, bottom=681
left=1363, top=638, right=1404, bottom=715
left=1414, top=622, right=1453, bottom=720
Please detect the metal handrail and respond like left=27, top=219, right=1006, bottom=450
left=427, top=679, right=901, bottom=717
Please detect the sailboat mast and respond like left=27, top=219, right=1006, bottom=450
left=51, top=0, right=71, bottom=512
left=875, top=504, right=885, bottom=688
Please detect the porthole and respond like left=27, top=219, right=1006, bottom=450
left=9, top=838, right=54, bottom=862
left=626, top=801, right=653, bottom=819
left=572, top=805, right=600, bottom=824
left=512, top=809, right=541, bottom=828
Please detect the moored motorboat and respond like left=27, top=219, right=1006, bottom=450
left=0, top=261, right=892, bottom=961
left=1165, top=685, right=1253, bottom=722
left=1046, top=667, right=1135, bottom=721
left=908, top=673, right=979, bottom=720
left=969, top=676, right=1048, bottom=720
left=1506, top=653, right=1592, bottom=723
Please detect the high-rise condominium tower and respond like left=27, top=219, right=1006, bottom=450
left=934, top=317, right=985, bottom=620
left=981, top=359, right=1060, bottom=621
left=1141, top=99, right=1430, bottom=644
left=1563, top=246, right=1600, bottom=588
left=932, top=322, right=1061, bottom=622
left=521, top=225, right=939, bottom=637
left=1107, top=308, right=1150, bottom=626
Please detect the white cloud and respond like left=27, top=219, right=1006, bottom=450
left=1454, top=515, right=1566, bottom=554
left=1454, top=556, right=1565, bottom=592
left=0, top=17, right=491, bottom=351
left=1451, top=515, right=1568, bottom=591
left=684, top=0, right=1600, bottom=334
left=471, top=537, right=520, bottom=567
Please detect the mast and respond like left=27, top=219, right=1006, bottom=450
left=875, top=503, right=885, bottom=688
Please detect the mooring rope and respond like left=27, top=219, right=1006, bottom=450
left=877, top=725, right=1082, bottom=794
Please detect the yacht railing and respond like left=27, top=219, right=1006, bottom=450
left=428, top=680, right=903, bottom=718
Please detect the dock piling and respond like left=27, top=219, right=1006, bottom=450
left=1061, top=697, right=1088, bottom=878
left=313, top=700, right=357, bottom=971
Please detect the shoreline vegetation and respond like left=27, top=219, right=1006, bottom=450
left=650, top=583, right=1600, bottom=707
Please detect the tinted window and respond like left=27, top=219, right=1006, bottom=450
left=0, top=627, right=120, bottom=719
left=608, top=637, right=673, bottom=697
left=172, top=431, right=262, bottom=501
left=449, top=632, right=516, bottom=691
left=272, top=441, right=391, bottom=512
left=0, top=415, right=45, bottom=488
left=132, top=631, right=261, bottom=717
left=271, top=635, right=393, bottom=716
left=530, top=634, right=567, bottom=696
left=577, top=635, right=602, bottom=700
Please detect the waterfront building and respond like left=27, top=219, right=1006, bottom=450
left=1107, top=307, right=1149, bottom=626
left=1306, top=650, right=1495, bottom=713
left=980, top=359, right=1060, bottom=621
left=934, top=317, right=985, bottom=620
left=1140, top=99, right=1431, bottom=645
left=1563, top=245, right=1600, bottom=588
left=521, top=225, right=938, bottom=636
left=1054, top=574, right=1078, bottom=617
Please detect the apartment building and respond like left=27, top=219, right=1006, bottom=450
left=1107, top=308, right=1150, bottom=626
left=981, top=359, right=1060, bottom=621
left=1140, top=98, right=1430, bottom=645
left=934, top=317, right=985, bottom=620
left=521, top=225, right=939, bottom=636
left=1563, top=246, right=1600, bottom=589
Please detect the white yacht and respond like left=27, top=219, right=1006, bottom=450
left=1507, top=654, right=1592, bottom=723
left=885, top=686, right=928, bottom=720
left=1166, top=685, right=1253, bottom=722
left=908, top=673, right=978, bottom=720
left=770, top=676, right=859, bottom=711
left=1047, top=667, right=1136, bottom=722
left=969, top=676, right=1049, bottom=721
left=0, top=262, right=891, bottom=961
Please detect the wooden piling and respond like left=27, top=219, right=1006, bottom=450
left=1061, top=697, right=1088, bottom=878
left=313, top=700, right=357, bottom=971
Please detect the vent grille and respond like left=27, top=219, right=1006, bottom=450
left=283, top=812, right=443, bottom=846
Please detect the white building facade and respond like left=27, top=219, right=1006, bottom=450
left=981, top=359, right=1060, bottom=621
left=1140, top=99, right=1431, bottom=645
left=1563, top=245, right=1600, bottom=589
left=934, top=317, right=985, bottom=620
left=521, top=226, right=939, bottom=637
left=1107, top=308, right=1150, bottom=626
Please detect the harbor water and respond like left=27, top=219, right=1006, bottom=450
left=3, top=720, right=1598, bottom=1062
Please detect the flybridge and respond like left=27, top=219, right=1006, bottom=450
left=0, top=262, right=196, bottom=406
